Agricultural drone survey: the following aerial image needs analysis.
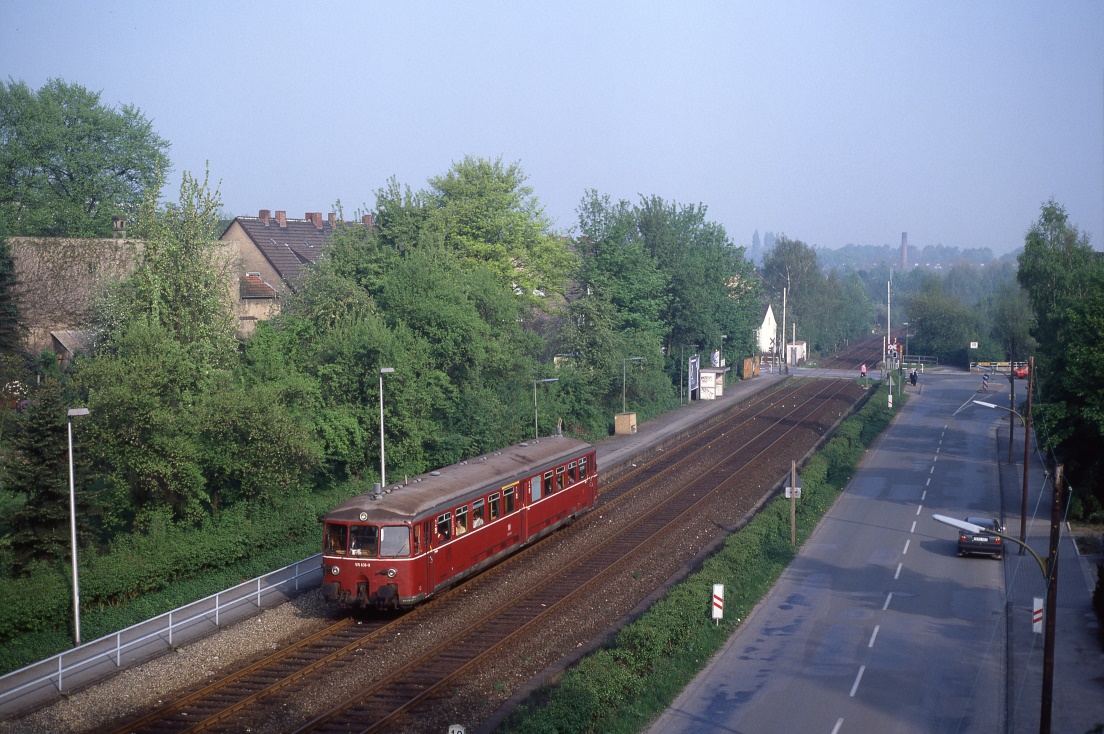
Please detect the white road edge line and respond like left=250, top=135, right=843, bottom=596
left=915, top=505, right=922, bottom=515
left=832, top=718, right=844, bottom=734
left=850, top=665, right=866, bottom=697
left=910, top=520, right=916, bottom=533
left=883, top=592, right=893, bottom=610
left=903, top=539, right=911, bottom=554
left=869, top=625, right=880, bottom=647
left=894, top=563, right=902, bottom=579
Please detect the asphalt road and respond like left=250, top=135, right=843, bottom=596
left=648, top=374, right=1009, bottom=733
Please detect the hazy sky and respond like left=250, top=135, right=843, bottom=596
left=3, top=1, right=1102, bottom=254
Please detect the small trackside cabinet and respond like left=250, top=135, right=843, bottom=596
left=614, top=412, right=637, bottom=435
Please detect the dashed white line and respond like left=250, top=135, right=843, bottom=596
left=894, top=563, right=903, bottom=579
left=915, top=505, right=922, bottom=515
left=869, top=625, right=880, bottom=647
left=850, top=665, right=866, bottom=697
left=883, top=592, right=893, bottom=610
left=910, top=520, right=916, bottom=533
left=922, top=489, right=927, bottom=499
left=925, top=477, right=930, bottom=487
left=832, top=718, right=844, bottom=734
left=903, top=539, right=911, bottom=554
left=930, top=466, right=935, bottom=474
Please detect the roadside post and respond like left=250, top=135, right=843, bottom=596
left=712, top=584, right=724, bottom=625
left=785, top=460, right=801, bottom=545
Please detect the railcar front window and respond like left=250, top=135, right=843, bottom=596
left=380, top=526, right=410, bottom=557
left=324, top=523, right=348, bottom=555
left=349, top=525, right=379, bottom=556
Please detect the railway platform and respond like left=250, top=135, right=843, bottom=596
left=595, top=372, right=787, bottom=481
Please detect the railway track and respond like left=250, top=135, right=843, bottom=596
left=817, top=334, right=888, bottom=371
left=107, top=378, right=859, bottom=734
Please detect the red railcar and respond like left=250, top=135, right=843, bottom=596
left=321, top=437, right=597, bottom=610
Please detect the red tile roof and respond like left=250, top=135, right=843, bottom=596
left=239, top=273, right=277, bottom=299
left=224, top=214, right=335, bottom=291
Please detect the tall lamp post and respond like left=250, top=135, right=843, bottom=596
left=534, top=378, right=558, bottom=439
left=622, top=357, right=643, bottom=413
left=67, top=407, right=89, bottom=647
left=378, top=368, right=394, bottom=487
left=934, top=464, right=1063, bottom=734
left=972, top=398, right=1033, bottom=548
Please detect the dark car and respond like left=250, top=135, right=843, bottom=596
left=957, top=517, right=1004, bottom=559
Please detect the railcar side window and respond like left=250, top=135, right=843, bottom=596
left=489, top=492, right=501, bottom=520
left=437, top=512, right=452, bottom=542
left=473, top=499, right=485, bottom=528
left=380, top=526, right=410, bottom=557
left=567, top=461, right=577, bottom=484
left=543, top=470, right=554, bottom=495
left=556, top=466, right=566, bottom=490
left=349, top=525, right=379, bottom=557
left=324, top=523, right=348, bottom=555
left=455, top=505, right=469, bottom=536
left=504, top=486, right=516, bottom=513
left=530, top=476, right=541, bottom=502
left=580, top=457, right=588, bottom=479
left=413, top=522, right=423, bottom=554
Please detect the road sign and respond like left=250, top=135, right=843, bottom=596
left=712, top=584, right=724, bottom=621
left=785, top=486, right=802, bottom=499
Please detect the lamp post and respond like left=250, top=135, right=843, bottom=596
left=680, top=345, right=698, bottom=405
left=934, top=465, right=1063, bottom=734
left=67, top=407, right=89, bottom=647
left=903, top=322, right=909, bottom=361
left=378, top=368, right=394, bottom=487
left=534, top=378, right=558, bottom=439
left=972, top=398, right=1032, bottom=549
left=622, top=357, right=644, bottom=413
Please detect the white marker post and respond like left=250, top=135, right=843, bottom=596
left=1033, top=597, right=1043, bottom=634
left=712, top=584, right=724, bottom=625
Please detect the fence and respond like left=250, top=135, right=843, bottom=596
left=0, top=554, right=323, bottom=718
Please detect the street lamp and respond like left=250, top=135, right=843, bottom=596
left=66, top=407, right=89, bottom=647
left=534, top=378, right=558, bottom=439
left=680, top=345, right=698, bottom=405
left=973, top=398, right=1033, bottom=549
left=622, top=357, right=644, bottom=413
left=378, top=368, right=394, bottom=487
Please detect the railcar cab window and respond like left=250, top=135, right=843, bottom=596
left=472, top=499, right=485, bottom=528
left=348, top=525, right=379, bottom=556
left=567, top=461, right=578, bottom=484
left=455, top=505, right=469, bottom=536
left=380, top=526, right=410, bottom=557
left=437, top=512, right=452, bottom=542
left=489, top=492, right=501, bottom=521
left=579, top=457, right=588, bottom=479
left=324, top=523, right=348, bottom=555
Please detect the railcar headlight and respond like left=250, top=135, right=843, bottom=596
left=359, top=512, right=369, bottom=521
left=331, top=565, right=340, bottom=575
left=386, top=568, right=397, bottom=578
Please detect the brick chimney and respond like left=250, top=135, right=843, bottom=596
left=327, top=212, right=336, bottom=226
left=307, top=212, right=323, bottom=229
left=259, top=209, right=271, bottom=225
left=276, top=210, right=287, bottom=228
left=362, top=213, right=374, bottom=228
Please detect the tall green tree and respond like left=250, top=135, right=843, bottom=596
left=100, top=166, right=236, bottom=363
left=4, top=380, right=94, bottom=574
left=0, top=232, right=22, bottom=353
left=0, top=78, right=170, bottom=237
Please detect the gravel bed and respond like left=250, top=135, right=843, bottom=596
left=4, top=382, right=861, bottom=734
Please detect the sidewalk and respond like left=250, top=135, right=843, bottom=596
left=995, top=423, right=1104, bottom=734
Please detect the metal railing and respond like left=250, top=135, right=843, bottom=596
left=0, top=554, right=322, bottom=718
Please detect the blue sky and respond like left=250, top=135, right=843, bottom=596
left=3, top=1, right=1102, bottom=254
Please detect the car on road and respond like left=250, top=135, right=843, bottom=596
left=1013, top=365, right=1029, bottom=378
left=957, top=517, right=1004, bottom=559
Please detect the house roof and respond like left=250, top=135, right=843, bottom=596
left=223, top=213, right=334, bottom=291
left=239, top=273, right=278, bottom=299
left=50, top=329, right=93, bottom=355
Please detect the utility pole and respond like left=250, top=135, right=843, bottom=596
left=1040, top=463, right=1063, bottom=734
left=1020, top=356, right=1034, bottom=548
left=1008, top=337, right=1016, bottom=464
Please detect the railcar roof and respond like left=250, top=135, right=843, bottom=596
left=326, top=437, right=594, bottom=524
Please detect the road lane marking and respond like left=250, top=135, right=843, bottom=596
left=903, top=539, right=911, bottom=554
left=925, top=477, right=930, bottom=486
left=869, top=625, right=880, bottom=647
left=883, top=592, right=893, bottom=610
left=915, top=505, right=922, bottom=515
left=930, top=466, right=935, bottom=474
left=894, top=563, right=902, bottom=579
left=922, top=489, right=927, bottom=499
left=832, top=718, right=844, bottom=734
left=850, top=665, right=866, bottom=697
left=910, top=520, right=916, bottom=533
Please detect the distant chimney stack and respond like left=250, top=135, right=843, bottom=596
left=276, top=210, right=287, bottom=228
left=306, top=212, right=323, bottom=228
left=259, top=209, right=271, bottom=225
left=327, top=212, right=336, bottom=226
left=901, top=232, right=909, bottom=269
left=362, top=213, right=374, bottom=228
